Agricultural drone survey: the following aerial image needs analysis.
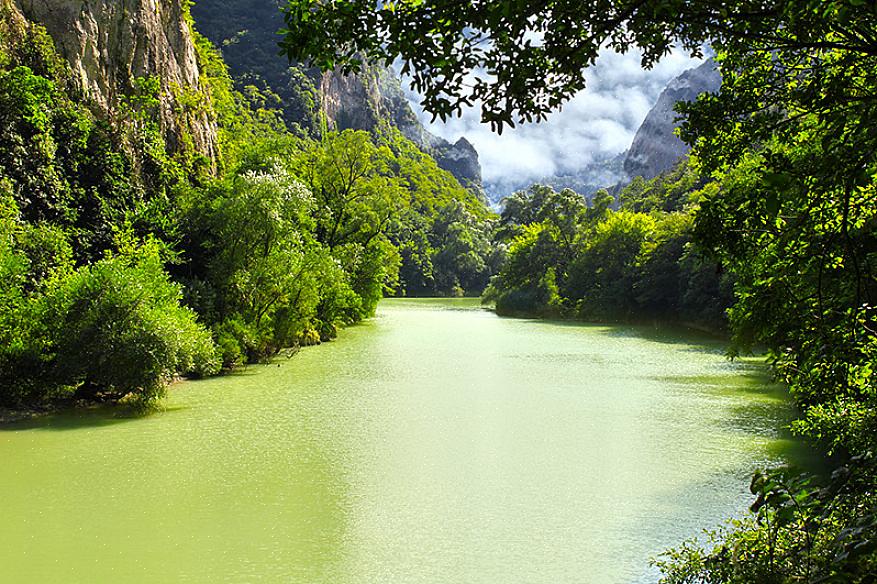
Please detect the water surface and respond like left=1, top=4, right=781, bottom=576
left=0, top=299, right=811, bottom=583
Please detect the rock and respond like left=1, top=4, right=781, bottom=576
left=623, top=59, right=721, bottom=180
left=10, top=0, right=219, bottom=170
left=189, top=0, right=483, bottom=191
left=431, top=137, right=482, bottom=190
left=319, top=65, right=484, bottom=190
left=319, top=67, right=383, bottom=132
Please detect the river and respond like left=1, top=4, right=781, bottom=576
left=0, top=298, right=813, bottom=583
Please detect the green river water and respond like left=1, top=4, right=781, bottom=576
left=0, top=298, right=814, bottom=583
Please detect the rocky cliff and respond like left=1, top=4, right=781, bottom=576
left=6, top=0, right=219, bottom=168
left=190, top=0, right=482, bottom=190
left=623, top=59, right=721, bottom=180
left=366, top=67, right=482, bottom=190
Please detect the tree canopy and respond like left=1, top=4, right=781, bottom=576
left=280, top=0, right=877, bottom=130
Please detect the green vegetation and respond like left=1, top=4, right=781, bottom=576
left=0, top=8, right=494, bottom=408
left=484, top=171, right=731, bottom=328
left=283, top=0, right=877, bottom=580
left=190, top=0, right=323, bottom=136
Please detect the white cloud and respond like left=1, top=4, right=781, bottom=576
left=402, top=48, right=702, bottom=186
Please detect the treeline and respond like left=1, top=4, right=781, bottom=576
left=484, top=161, right=732, bottom=331
left=0, top=10, right=495, bottom=407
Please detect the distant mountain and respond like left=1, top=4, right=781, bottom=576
left=623, top=59, right=721, bottom=181
left=482, top=60, right=720, bottom=205
left=190, top=0, right=482, bottom=191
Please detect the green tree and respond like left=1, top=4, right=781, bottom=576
left=564, top=210, right=655, bottom=319
left=429, top=200, right=494, bottom=295
left=483, top=222, right=566, bottom=317
left=281, top=1, right=877, bottom=130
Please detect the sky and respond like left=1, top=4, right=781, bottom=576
left=401, top=49, right=702, bottom=190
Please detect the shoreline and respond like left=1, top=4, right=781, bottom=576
left=0, top=403, right=64, bottom=425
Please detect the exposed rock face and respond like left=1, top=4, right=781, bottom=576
left=189, top=0, right=482, bottom=190
left=349, top=66, right=483, bottom=190
left=322, top=66, right=483, bottom=190
left=432, top=137, right=482, bottom=189
left=319, top=68, right=384, bottom=133
left=10, top=0, right=218, bottom=168
left=623, top=59, right=721, bottom=180
left=314, top=64, right=485, bottom=190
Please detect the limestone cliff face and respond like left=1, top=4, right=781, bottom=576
left=319, top=68, right=384, bottom=133
left=623, top=59, right=721, bottom=180
left=320, top=65, right=483, bottom=190
left=9, top=0, right=218, bottom=168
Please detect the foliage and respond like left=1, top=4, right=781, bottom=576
left=280, top=0, right=877, bottom=132
left=485, top=181, right=731, bottom=326
left=0, top=63, right=143, bottom=260
left=174, top=126, right=493, bottom=365
left=381, top=127, right=497, bottom=295
left=0, top=5, right=497, bottom=408
left=182, top=164, right=325, bottom=362
left=190, top=0, right=323, bottom=136
left=0, top=17, right=221, bottom=407
left=0, top=212, right=218, bottom=406
left=189, top=21, right=289, bottom=170
left=659, top=24, right=877, bottom=571
left=656, top=460, right=877, bottom=583
left=619, top=159, right=704, bottom=213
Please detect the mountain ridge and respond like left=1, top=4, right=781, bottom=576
left=189, top=0, right=483, bottom=192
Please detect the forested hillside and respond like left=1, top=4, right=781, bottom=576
left=0, top=0, right=495, bottom=409
left=190, top=0, right=485, bottom=193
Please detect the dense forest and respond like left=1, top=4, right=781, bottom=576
left=0, top=3, right=495, bottom=409
left=283, top=0, right=877, bottom=581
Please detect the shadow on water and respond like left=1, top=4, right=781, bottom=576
left=0, top=365, right=281, bottom=433
left=498, top=310, right=828, bottom=471
left=0, top=403, right=192, bottom=432
left=506, top=312, right=731, bottom=357
left=664, top=368, right=827, bottom=475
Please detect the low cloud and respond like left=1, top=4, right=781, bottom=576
left=402, top=48, right=702, bottom=186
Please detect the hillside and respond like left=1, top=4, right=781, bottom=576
left=0, top=0, right=496, bottom=409
left=189, top=0, right=484, bottom=192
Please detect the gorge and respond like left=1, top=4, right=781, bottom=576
left=2, top=0, right=873, bottom=582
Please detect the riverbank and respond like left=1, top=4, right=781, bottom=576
left=0, top=299, right=729, bottom=424
left=0, top=404, right=58, bottom=425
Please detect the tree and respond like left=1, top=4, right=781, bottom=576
left=280, top=0, right=877, bottom=131
left=564, top=210, right=655, bottom=319
left=292, top=130, right=405, bottom=249
left=429, top=200, right=493, bottom=295
left=291, top=130, right=405, bottom=317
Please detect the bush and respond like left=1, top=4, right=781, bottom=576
left=44, top=242, right=218, bottom=402
left=0, top=237, right=218, bottom=406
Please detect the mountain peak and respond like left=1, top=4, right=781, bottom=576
left=622, top=59, right=721, bottom=180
